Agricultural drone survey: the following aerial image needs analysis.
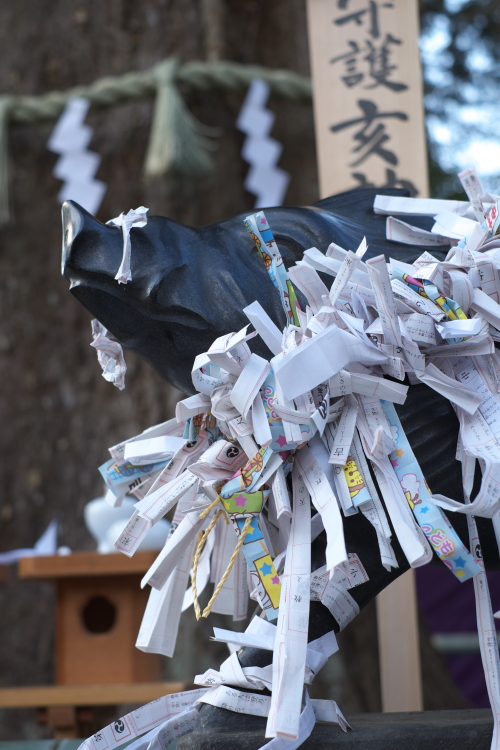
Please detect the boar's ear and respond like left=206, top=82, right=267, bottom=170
left=62, top=200, right=123, bottom=282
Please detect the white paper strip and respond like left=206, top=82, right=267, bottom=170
left=365, top=255, right=402, bottom=347
left=141, top=507, right=206, bottom=591
left=230, top=353, right=271, bottom=419
left=432, top=212, right=478, bottom=240
left=136, top=522, right=197, bottom=657
left=329, top=244, right=365, bottom=307
left=417, top=364, right=482, bottom=416
left=288, top=262, right=330, bottom=314
left=199, top=684, right=271, bottom=717
left=271, top=464, right=292, bottom=518
left=90, top=320, right=127, bottom=390
left=76, top=689, right=207, bottom=750
left=110, top=418, right=185, bottom=462
left=134, top=472, right=198, bottom=527
left=243, top=300, right=283, bottom=355
left=386, top=216, right=450, bottom=246
left=266, top=462, right=311, bottom=740
left=251, top=391, right=273, bottom=448
left=123, top=435, right=186, bottom=464
left=273, top=325, right=386, bottom=401
left=107, top=207, right=148, bottom=284
left=296, top=445, right=347, bottom=573
left=374, top=195, right=469, bottom=216
left=328, top=395, right=358, bottom=466
left=175, top=393, right=211, bottom=422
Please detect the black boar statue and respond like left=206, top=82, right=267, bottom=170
left=62, top=188, right=499, bottom=749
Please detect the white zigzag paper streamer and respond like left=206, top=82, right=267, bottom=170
left=47, top=96, right=106, bottom=216
left=237, top=78, right=290, bottom=208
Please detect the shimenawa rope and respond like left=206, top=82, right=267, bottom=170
left=0, top=58, right=312, bottom=225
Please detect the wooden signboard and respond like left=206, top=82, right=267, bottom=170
left=376, top=570, right=423, bottom=711
left=306, top=0, right=428, bottom=199
left=306, top=0, right=426, bottom=712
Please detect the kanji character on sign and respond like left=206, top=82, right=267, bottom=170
left=334, top=0, right=395, bottom=40
left=330, top=34, right=408, bottom=92
left=352, top=167, right=418, bottom=196
left=330, top=99, right=408, bottom=166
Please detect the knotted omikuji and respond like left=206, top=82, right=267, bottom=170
left=78, top=168, right=500, bottom=750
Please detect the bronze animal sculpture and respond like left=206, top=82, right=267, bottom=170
left=62, top=188, right=500, bottom=748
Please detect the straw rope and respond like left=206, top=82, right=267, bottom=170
left=3, top=59, right=311, bottom=124
left=0, top=57, right=311, bottom=224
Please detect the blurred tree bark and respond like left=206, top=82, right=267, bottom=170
left=0, top=0, right=469, bottom=740
left=0, top=0, right=316, bottom=739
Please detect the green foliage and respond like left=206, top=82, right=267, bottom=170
left=419, top=0, right=500, bottom=197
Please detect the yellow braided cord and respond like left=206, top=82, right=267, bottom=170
left=198, top=495, right=222, bottom=521
left=191, top=530, right=204, bottom=621
left=201, top=515, right=252, bottom=619
left=192, top=509, right=224, bottom=620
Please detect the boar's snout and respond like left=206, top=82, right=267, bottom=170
left=62, top=200, right=123, bottom=285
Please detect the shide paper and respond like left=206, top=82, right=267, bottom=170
left=47, top=96, right=107, bottom=216
left=81, top=169, right=500, bottom=750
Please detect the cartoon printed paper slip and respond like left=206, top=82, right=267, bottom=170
left=382, top=400, right=479, bottom=580
left=245, top=211, right=301, bottom=326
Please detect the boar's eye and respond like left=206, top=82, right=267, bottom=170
left=151, top=269, right=209, bottom=330
left=159, top=305, right=209, bottom=330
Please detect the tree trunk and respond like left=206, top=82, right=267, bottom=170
left=0, top=0, right=316, bottom=739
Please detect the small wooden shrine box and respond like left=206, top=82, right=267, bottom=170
left=19, top=551, right=160, bottom=685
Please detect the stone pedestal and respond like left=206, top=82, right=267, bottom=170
left=177, top=708, right=493, bottom=750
